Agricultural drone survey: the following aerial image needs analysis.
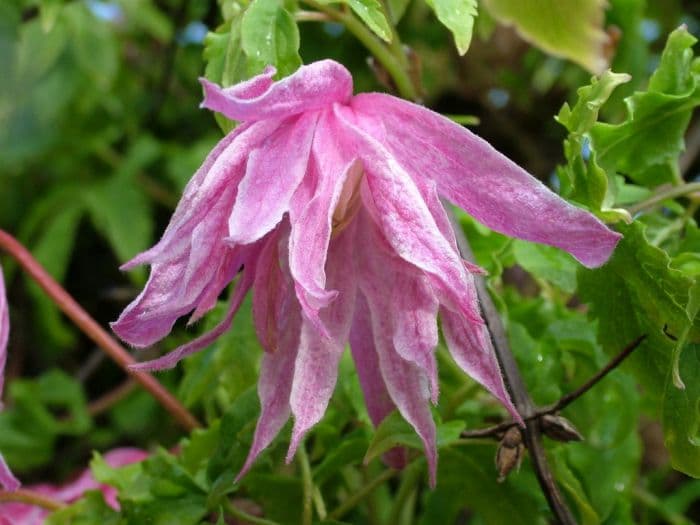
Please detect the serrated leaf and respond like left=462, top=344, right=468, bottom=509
left=578, top=222, right=700, bottom=476
left=425, top=0, right=477, bottom=55
left=241, top=0, right=302, bottom=78
left=482, top=0, right=608, bottom=73
left=590, top=27, right=700, bottom=187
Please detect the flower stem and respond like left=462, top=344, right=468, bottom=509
left=328, top=468, right=397, bottom=521
left=0, top=488, right=66, bottom=511
left=0, top=229, right=201, bottom=432
left=386, top=460, right=422, bottom=525
left=297, top=442, right=314, bottom=525
left=627, top=181, right=700, bottom=215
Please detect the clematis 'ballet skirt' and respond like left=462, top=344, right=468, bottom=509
left=0, top=266, right=20, bottom=491
left=112, top=60, right=620, bottom=484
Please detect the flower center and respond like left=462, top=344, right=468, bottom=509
left=332, top=161, right=364, bottom=236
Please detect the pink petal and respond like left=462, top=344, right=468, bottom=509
left=354, top=214, right=438, bottom=486
left=128, top=256, right=256, bottom=372
left=352, top=93, right=621, bottom=268
left=349, top=294, right=407, bottom=470
left=287, top=225, right=357, bottom=459
left=0, top=266, right=9, bottom=407
left=288, top=109, right=360, bottom=334
left=200, top=60, right=352, bottom=123
left=227, top=112, right=319, bottom=245
left=441, top=308, right=521, bottom=423
left=334, top=104, right=483, bottom=325
left=238, top=230, right=301, bottom=481
left=355, top=213, right=440, bottom=402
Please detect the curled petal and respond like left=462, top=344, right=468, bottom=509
left=289, top=109, right=359, bottom=334
left=0, top=266, right=8, bottom=406
left=335, top=104, right=483, bottom=325
left=200, top=60, right=352, bottom=123
left=352, top=93, right=620, bottom=268
left=228, top=112, right=319, bottom=245
left=287, top=225, right=357, bottom=459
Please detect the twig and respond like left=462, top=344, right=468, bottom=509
left=444, top=206, right=577, bottom=525
left=0, top=488, right=66, bottom=511
left=87, top=378, right=138, bottom=417
left=627, top=182, right=700, bottom=215
left=0, top=230, right=201, bottom=432
left=461, top=334, right=647, bottom=440
left=296, top=10, right=331, bottom=22
left=223, top=498, right=280, bottom=525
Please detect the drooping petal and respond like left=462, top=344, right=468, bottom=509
left=355, top=213, right=438, bottom=486
left=288, top=108, right=360, bottom=333
left=441, top=308, right=521, bottom=423
left=200, top=60, right=352, bottom=123
left=349, top=294, right=407, bottom=470
left=238, top=230, right=301, bottom=481
left=123, top=120, right=277, bottom=270
left=355, top=213, right=439, bottom=402
left=334, top=104, right=483, bottom=325
left=287, top=224, right=357, bottom=459
left=351, top=93, right=621, bottom=268
left=227, top=111, right=319, bottom=245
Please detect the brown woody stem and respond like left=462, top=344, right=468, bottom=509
left=0, top=230, right=201, bottom=432
left=0, top=488, right=66, bottom=511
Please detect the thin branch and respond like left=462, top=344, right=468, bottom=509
left=0, top=488, right=66, bottom=511
left=444, top=206, right=577, bottom=525
left=223, top=499, right=280, bottom=525
left=461, top=334, right=647, bottom=439
left=627, top=181, right=700, bottom=215
left=87, top=378, right=138, bottom=417
left=295, top=10, right=332, bottom=22
left=0, top=230, right=201, bottom=432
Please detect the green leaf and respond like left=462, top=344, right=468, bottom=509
left=243, top=474, right=303, bottom=525
left=482, top=0, right=608, bottom=73
left=313, top=434, right=369, bottom=485
left=579, top=222, right=700, bottom=475
left=364, top=411, right=464, bottom=464
left=84, top=137, right=157, bottom=277
left=46, top=490, right=122, bottom=525
left=512, top=240, right=578, bottom=293
left=425, top=0, right=477, bottom=55
left=552, top=449, right=600, bottom=525
left=590, top=27, right=700, bottom=187
left=419, top=447, right=543, bottom=525
left=241, top=0, right=302, bottom=78
left=0, top=370, right=91, bottom=470
left=663, top=344, right=700, bottom=477
left=316, top=0, right=392, bottom=42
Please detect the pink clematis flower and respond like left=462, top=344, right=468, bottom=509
left=0, top=448, right=148, bottom=525
left=112, top=60, right=620, bottom=485
left=0, top=266, right=20, bottom=492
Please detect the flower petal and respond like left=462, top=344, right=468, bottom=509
left=287, top=225, right=357, bottom=459
left=227, top=111, right=319, bottom=245
left=238, top=230, right=301, bottom=481
left=441, top=308, right=521, bottom=423
left=349, top=294, right=407, bottom=470
left=0, top=266, right=9, bottom=408
left=335, top=104, right=483, bottom=325
left=356, top=213, right=440, bottom=402
left=352, top=93, right=621, bottom=268
left=200, top=60, right=352, bottom=123
left=288, top=109, right=359, bottom=334
left=128, top=251, right=258, bottom=372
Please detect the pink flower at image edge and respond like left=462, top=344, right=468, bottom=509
left=111, top=60, right=621, bottom=486
left=0, top=448, right=148, bottom=525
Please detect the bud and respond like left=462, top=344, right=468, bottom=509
left=540, top=414, right=584, bottom=443
left=496, top=426, right=525, bottom=482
